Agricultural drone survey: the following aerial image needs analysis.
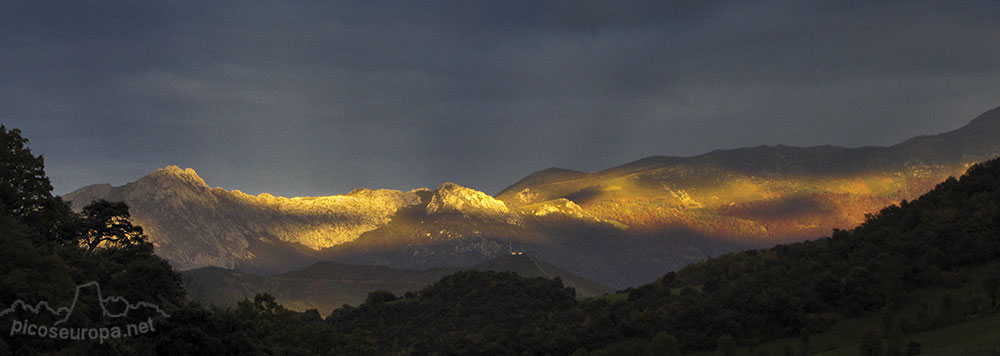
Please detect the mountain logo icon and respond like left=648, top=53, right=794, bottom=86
left=1, top=281, right=170, bottom=325
left=2, top=281, right=169, bottom=343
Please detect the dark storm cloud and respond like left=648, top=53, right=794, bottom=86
left=2, top=1, right=999, bottom=197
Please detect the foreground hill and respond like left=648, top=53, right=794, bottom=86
left=65, top=106, right=1000, bottom=287
left=182, top=254, right=613, bottom=315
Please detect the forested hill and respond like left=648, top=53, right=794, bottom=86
left=181, top=253, right=613, bottom=315
left=311, top=157, right=1000, bottom=355
left=611, top=156, right=1000, bottom=351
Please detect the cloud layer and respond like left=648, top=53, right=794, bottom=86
left=2, top=1, right=999, bottom=196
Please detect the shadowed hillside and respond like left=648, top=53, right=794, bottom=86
left=182, top=254, right=613, bottom=314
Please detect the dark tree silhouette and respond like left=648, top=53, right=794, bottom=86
left=0, top=125, right=72, bottom=242
left=0, top=125, right=52, bottom=218
left=78, top=199, right=146, bottom=252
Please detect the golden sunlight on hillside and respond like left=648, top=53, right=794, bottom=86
left=507, top=164, right=972, bottom=243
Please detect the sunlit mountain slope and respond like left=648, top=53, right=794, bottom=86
left=65, top=106, right=1000, bottom=287
left=497, top=106, right=1000, bottom=243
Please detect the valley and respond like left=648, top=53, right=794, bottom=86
left=182, top=254, right=613, bottom=315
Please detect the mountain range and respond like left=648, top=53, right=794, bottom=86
left=64, top=106, right=1000, bottom=288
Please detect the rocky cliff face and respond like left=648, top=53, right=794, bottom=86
left=425, top=182, right=511, bottom=217
left=64, top=168, right=612, bottom=275
left=64, top=166, right=424, bottom=272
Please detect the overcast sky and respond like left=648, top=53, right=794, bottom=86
left=3, top=1, right=999, bottom=197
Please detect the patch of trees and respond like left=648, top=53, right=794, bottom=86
left=1, top=126, right=184, bottom=354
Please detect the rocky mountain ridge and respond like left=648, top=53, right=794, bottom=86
left=66, top=166, right=426, bottom=272
left=496, top=106, right=1000, bottom=243
left=65, top=106, right=1000, bottom=287
left=65, top=167, right=613, bottom=275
